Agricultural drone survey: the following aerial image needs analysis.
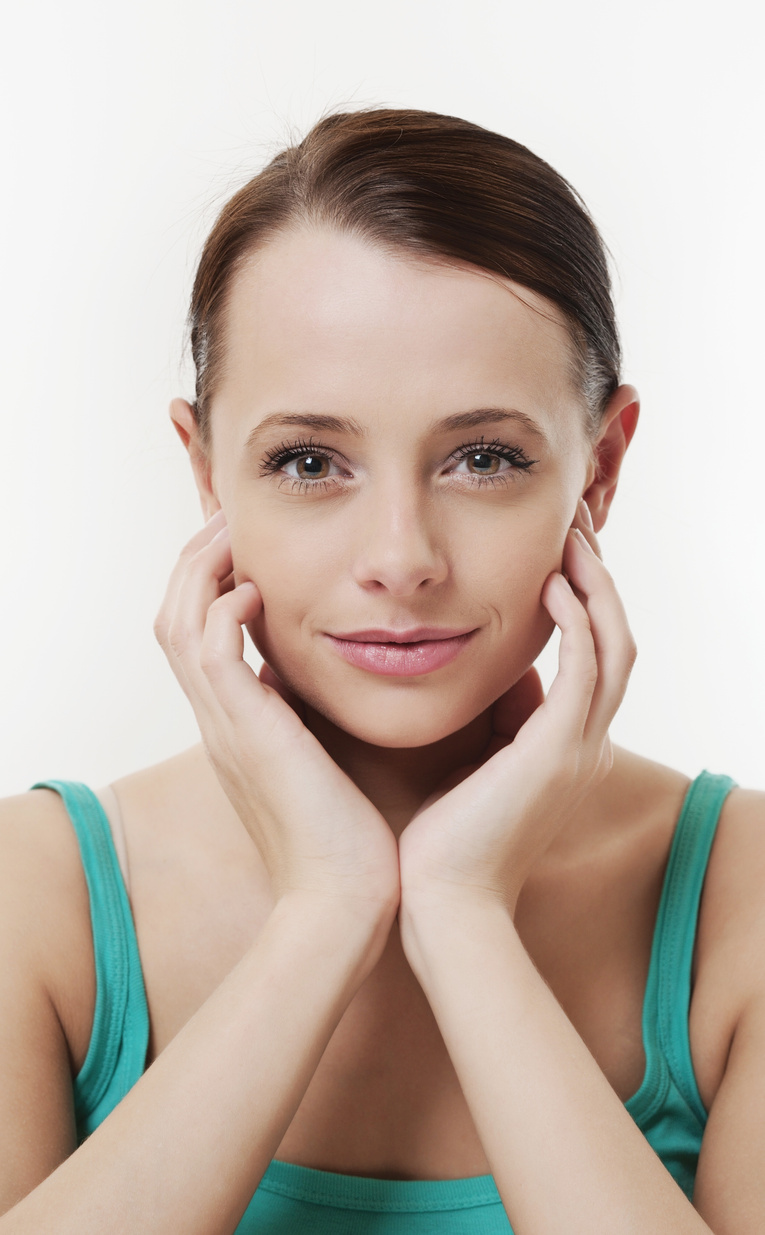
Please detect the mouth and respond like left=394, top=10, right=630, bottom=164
left=323, top=629, right=479, bottom=677
left=329, top=625, right=476, bottom=643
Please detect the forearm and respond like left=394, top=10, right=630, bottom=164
left=3, top=894, right=391, bottom=1235
left=401, top=898, right=710, bottom=1235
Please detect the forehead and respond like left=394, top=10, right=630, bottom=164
left=217, top=226, right=583, bottom=444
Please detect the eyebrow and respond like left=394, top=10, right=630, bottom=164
left=245, top=407, right=549, bottom=452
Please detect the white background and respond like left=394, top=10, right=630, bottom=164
left=1, top=0, right=762, bottom=796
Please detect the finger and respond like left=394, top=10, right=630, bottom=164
left=198, top=582, right=277, bottom=722
left=219, top=569, right=237, bottom=595
left=532, top=569, right=599, bottom=761
left=157, top=523, right=240, bottom=707
left=563, top=529, right=637, bottom=742
left=570, top=498, right=602, bottom=561
left=490, top=667, right=545, bottom=744
left=166, top=525, right=237, bottom=670
left=173, top=523, right=236, bottom=633
left=154, top=510, right=229, bottom=649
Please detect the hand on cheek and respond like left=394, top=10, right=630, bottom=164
left=398, top=492, right=637, bottom=922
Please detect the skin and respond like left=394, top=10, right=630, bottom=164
left=1, top=219, right=764, bottom=1231
left=150, top=226, right=717, bottom=1198
left=171, top=223, right=640, bottom=840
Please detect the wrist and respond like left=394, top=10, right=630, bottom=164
left=270, top=888, right=398, bottom=981
left=399, top=890, right=516, bottom=982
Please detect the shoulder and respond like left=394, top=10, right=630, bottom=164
left=0, top=786, right=96, bottom=1079
left=690, top=784, right=765, bottom=1224
left=698, top=780, right=765, bottom=1005
left=596, top=746, right=765, bottom=1010
left=0, top=787, right=93, bottom=950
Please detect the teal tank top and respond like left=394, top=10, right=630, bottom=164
left=30, top=770, right=737, bottom=1231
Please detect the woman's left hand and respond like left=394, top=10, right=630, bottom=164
left=398, top=501, right=637, bottom=920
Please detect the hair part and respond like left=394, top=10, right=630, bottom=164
left=188, top=106, right=622, bottom=457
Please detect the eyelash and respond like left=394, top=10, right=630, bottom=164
left=258, top=436, right=539, bottom=493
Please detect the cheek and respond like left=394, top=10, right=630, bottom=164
left=464, top=516, right=563, bottom=678
left=470, top=514, right=561, bottom=611
left=231, top=521, right=327, bottom=664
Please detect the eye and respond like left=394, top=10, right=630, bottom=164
left=258, top=437, right=346, bottom=492
left=448, top=438, right=538, bottom=487
left=258, top=434, right=539, bottom=494
left=281, top=451, right=340, bottom=483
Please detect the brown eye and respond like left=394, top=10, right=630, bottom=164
left=465, top=452, right=501, bottom=476
left=294, top=454, right=331, bottom=480
left=449, top=438, right=538, bottom=487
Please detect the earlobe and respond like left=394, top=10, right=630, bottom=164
left=581, top=385, right=639, bottom=533
left=168, top=397, right=220, bottom=521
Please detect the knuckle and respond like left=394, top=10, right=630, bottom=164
left=581, top=655, right=599, bottom=692
left=187, top=543, right=216, bottom=571
left=166, top=622, right=194, bottom=658
left=623, top=636, right=638, bottom=672
left=180, top=534, right=208, bottom=561
left=198, top=640, right=224, bottom=679
left=152, top=611, right=169, bottom=645
left=574, top=605, right=593, bottom=632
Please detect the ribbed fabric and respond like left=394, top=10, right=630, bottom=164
left=32, top=769, right=737, bottom=1231
left=622, top=770, right=737, bottom=1197
left=30, top=779, right=150, bottom=1140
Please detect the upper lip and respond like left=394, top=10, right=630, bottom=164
left=327, top=626, right=477, bottom=643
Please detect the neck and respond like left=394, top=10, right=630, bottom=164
left=302, top=701, right=495, bottom=838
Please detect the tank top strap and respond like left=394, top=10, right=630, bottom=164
left=652, top=769, right=738, bottom=1123
left=30, top=779, right=150, bottom=1139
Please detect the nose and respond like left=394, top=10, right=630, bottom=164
left=351, top=476, right=449, bottom=596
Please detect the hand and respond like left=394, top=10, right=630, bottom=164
left=397, top=500, right=637, bottom=920
left=153, top=510, right=400, bottom=920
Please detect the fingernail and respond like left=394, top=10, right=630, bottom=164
left=578, top=498, right=594, bottom=530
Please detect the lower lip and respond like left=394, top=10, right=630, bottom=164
left=324, top=631, right=477, bottom=676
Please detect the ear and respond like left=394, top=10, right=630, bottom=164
left=169, top=398, right=222, bottom=522
left=582, top=385, right=640, bottom=534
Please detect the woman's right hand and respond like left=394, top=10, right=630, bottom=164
left=153, top=509, right=400, bottom=922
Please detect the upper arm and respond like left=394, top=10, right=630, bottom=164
left=0, top=792, right=91, bottom=1216
left=694, top=996, right=765, bottom=1232
left=693, top=788, right=765, bottom=1233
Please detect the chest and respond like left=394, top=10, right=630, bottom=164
left=58, top=770, right=741, bottom=1175
left=74, top=815, right=735, bottom=1181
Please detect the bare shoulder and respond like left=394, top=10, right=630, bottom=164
left=0, top=788, right=95, bottom=1070
left=696, top=778, right=765, bottom=1003
left=0, top=788, right=98, bottom=1204
left=609, top=750, right=765, bottom=1001
left=0, top=787, right=93, bottom=955
left=604, top=750, right=765, bottom=1109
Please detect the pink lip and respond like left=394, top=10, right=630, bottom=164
left=324, top=630, right=478, bottom=676
left=330, top=626, right=476, bottom=643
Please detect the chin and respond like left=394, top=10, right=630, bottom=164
left=329, top=711, right=472, bottom=750
left=297, top=676, right=496, bottom=749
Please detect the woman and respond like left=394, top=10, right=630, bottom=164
left=1, top=106, right=761, bottom=1233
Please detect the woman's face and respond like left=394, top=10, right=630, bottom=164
left=205, top=226, right=595, bottom=749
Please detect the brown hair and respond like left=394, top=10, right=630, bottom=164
left=188, top=106, right=621, bottom=455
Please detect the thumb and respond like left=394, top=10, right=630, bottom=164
left=491, top=667, right=545, bottom=741
left=258, top=662, right=307, bottom=721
